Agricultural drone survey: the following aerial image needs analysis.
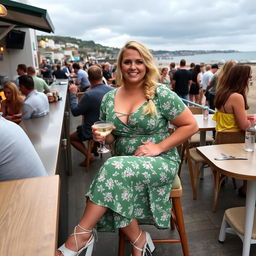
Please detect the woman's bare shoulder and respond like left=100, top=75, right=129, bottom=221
left=228, top=92, right=244, bottom=101
left=227, top=92, right=244, bottom=105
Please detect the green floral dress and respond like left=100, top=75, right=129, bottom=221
left=86, top=85, right=186, bottom=232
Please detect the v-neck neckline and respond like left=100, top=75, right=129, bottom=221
left=113, top=88, right=147, bottom=126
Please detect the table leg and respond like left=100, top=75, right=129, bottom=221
left=242, top=180, right=256, bottom=256
left=200, top=131, right=206, bottom=179
left=200, top=131, right=206, bottom=146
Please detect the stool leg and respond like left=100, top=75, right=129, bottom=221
left=186, top=148, right=197, bottom=200
left=86, top=141, right=93, bottom=169
left=118, top=229, right=126, bottom=256
left=172, top=197, right=189, bottom=256
left=171, top=214, right=175, bottom=230
left=232, top=178, right=237, bottom=189
left=218, top=215, right=227, bottom=242
left=178, top=143, right=186, bottom=177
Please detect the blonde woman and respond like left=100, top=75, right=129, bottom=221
left=0, top=82, right=23, bottom=123
left=57, top=41, right=198, bottom=256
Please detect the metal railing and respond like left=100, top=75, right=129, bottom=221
left=181, top=98, right=215, bottom=114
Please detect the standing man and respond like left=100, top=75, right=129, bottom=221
left=69, top=65, right=113, bottom=166
left=40, top=59, right=52, bottom=82
left=19, top=75, right=49, bottom=119
left=172, top=59, right=192, bottom=102
left=205, top=64, right=219, bottom=110
left=169, top=62, right=177, bottom=85
left=198, top=63, right=205, bottom=105
left=27, top=66, right=50, bottom=93
left=202, top=64, right=218, bottom=104
left=15, top=64, right=27, bottom=87
left=72, top=63, right=90, bottom=91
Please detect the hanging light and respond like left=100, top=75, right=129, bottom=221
left=0, top=4, right=7, bottom=17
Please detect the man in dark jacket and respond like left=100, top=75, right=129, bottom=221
left=69, top=65, right=113, bottom=166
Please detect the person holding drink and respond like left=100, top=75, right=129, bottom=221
left=57, top=41, right=198, bottom=256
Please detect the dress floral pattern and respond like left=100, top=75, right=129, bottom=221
left=86, top=84, right=186, bottom=232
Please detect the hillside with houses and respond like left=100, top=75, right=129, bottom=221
left=38, top=35, right=238, bottom=65
left=37, top=36, right=120, bottom=64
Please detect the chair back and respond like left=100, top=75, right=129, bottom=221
left=188, top=106, right=203, bottom=114
left=215, top=130, right=245, bottom=144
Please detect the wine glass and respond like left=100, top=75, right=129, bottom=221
left=93, top=121, right=113, bottom=153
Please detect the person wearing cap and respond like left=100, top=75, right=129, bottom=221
left=202, top=64, right=218, bottom=104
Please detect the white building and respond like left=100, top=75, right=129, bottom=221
left=0, top=0, right=54, bottom=82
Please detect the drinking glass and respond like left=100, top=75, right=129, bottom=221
left=93, top=121, right=113, bottom=153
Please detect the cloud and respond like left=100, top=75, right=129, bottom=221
left=28, top=0, right=256, bottom=51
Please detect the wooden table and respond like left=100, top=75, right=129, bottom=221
left=197, top=143, right=256, bottom=256
left=0, top=175, right=60, bottom=256
left=194, top=114, right=216, bottom=145
left=19, top=80, right=71, bottom=243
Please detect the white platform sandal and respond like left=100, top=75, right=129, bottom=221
left=58, top=224, right=96, bottom=256
left=130, top=230, right=155, bottom=256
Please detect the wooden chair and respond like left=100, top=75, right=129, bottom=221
left=77, top=91, right=84, bottom=101
left=219, top=207, right=256, bottom=245
left=118, top=175, right=189, bottom=256
left=211, top=130, right=245, bottom=210
left=187, top=130, right=245, bottom=212
left=85, top=139, right=97, bottom=169
left=215, top=130, right=245, bottom=144
left=188, top=106, right=203, bottom=114
left=186, top=141, right=209, bottom=201
left=77, top=91, right=98, bottom=170
left=178, top=106, right=214, bottom=176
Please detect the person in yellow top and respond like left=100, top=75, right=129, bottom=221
left=213, top=64, right=256, bottom=197
left=213, top=63, right=254, bottom=131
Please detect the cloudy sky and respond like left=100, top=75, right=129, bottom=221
left=28, top=0, right=256, bottom=51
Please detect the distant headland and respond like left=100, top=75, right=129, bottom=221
left=37, top=35, right=238, bottom=64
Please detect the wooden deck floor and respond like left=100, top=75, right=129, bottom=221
left=65, top=115, right=256, bottom=255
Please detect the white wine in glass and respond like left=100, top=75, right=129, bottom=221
left=94, top=121, right=113, bottom=153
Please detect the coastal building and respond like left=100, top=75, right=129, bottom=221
left=0, top=0, right=54, bottom=82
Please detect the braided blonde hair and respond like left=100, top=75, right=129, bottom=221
left=116, top=41, right=159, bottom=116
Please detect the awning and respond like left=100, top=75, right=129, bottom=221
left=0, top=0, right=54, bottom=33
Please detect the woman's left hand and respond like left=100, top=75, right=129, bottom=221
left=134, top=141, right=163, bottom=157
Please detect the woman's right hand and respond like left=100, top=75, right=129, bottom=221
left=91, top=125, right=116, bottom=142
left=91, top=125, right=105, bottom=142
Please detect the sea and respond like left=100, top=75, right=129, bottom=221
left=154, top=51, right=256, bottom=66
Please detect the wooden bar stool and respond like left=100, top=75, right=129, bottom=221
left=85, top=139, right=97, bottom=169
left=118, top=175, right=189, bottom=256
